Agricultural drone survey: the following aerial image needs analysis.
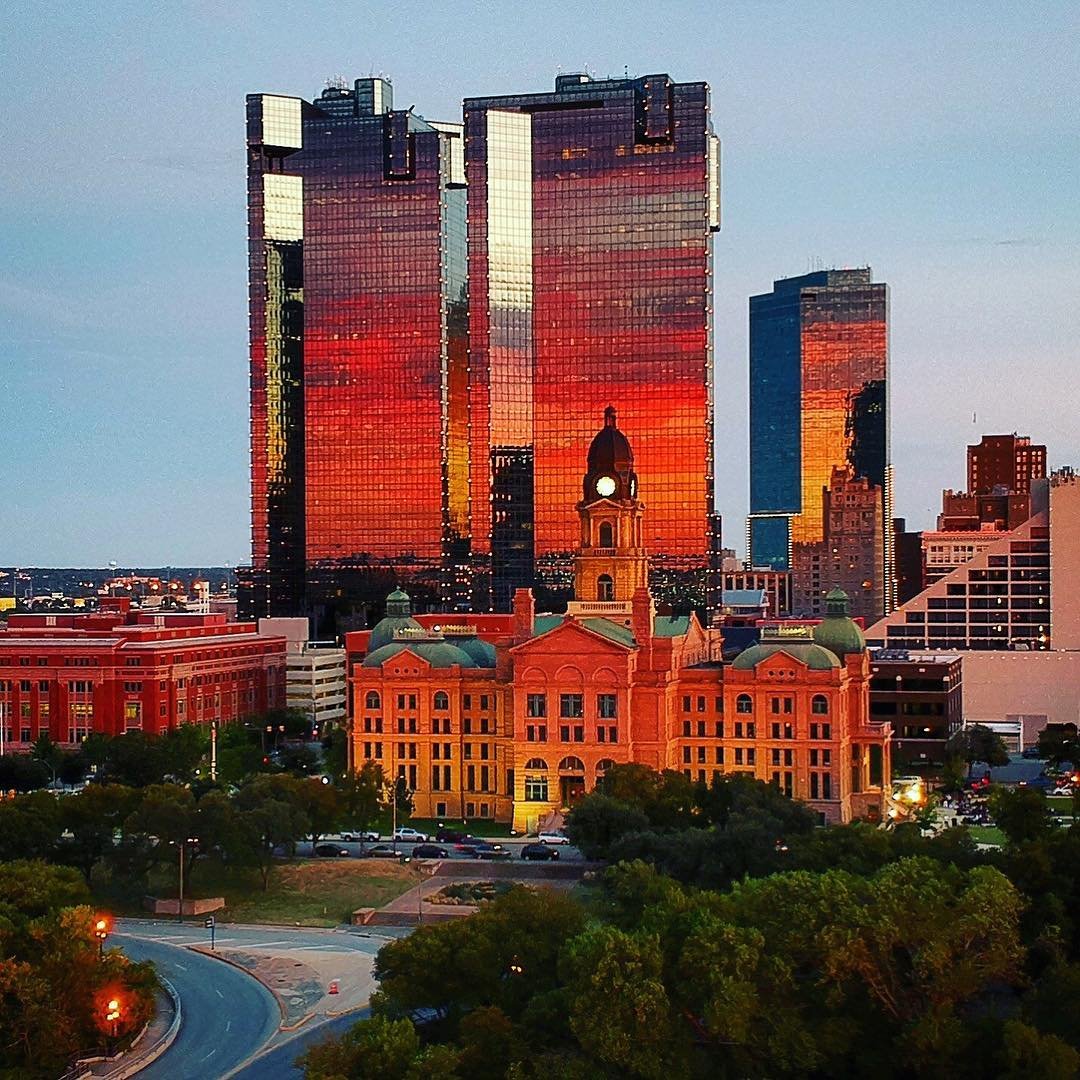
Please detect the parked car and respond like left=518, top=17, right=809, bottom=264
left=472, top=843, right=511, bottom=860
left=1051, top=786, right=1075, bottom=797
left=412, top=844, right=450, bottom=859
left=314, top=844, right=350, bottom=858
left=454, top=836, right=487, bottom=852
left=537, top=831, right=570, bottom=845
left=340, top=830, right=380, bottom=843
left=393, top=827, right=430, bottom=843
left=521, top=843, right=560, bottom=861
left=436, top=828, right=470, bottom=843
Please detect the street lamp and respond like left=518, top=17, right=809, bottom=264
left=94, top=915, right=110, bottom=959
left=171, top=837, right=200, bottom=922
left=105, top=996, right=122, bottom=1048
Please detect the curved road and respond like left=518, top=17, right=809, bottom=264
left=117, top=934, right=280, bottom=1080
left=231, top=1010, right=369, bottom=1080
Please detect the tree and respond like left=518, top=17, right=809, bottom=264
left=0, top=752, right=49, bottom=792
left=1037, top=724, right=1080, bottom=768
left=158, top=724, right=209, bottom=783
left=989, top=786, right=1054, bottom=846
left=301, top=1015, right=426, bottom=1080
left=388, top=774, right=414, bottom=824
left=231, top=775, right=309, bottom=889
left=30, top=732, right=63, bottom=786
left=322, top=725, right=349, bottom=778
left=564, top=794, right=649, bottom=860
left=58, top=784, right=140, bottom=884
left=340, top=762, right=384, bottom=845
left=292, top=779, right=342, bottom=846
left=946, top=724, right=1010, bottom=774
left=0, top=791, right=61, bottom=863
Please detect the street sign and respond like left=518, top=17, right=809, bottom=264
left=205, top=915, right=216, bottom=950
left=204, top=916, right=215, bottom=928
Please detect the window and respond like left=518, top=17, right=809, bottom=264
left=682, top=696, right=692, bottom=712
left=433, top=691, right=449, bottom=711
left=714, top=721, right=724, bottom=738
left=697, top=720, right=706, bottom=737
left=683, top=746, right=692, bottom=763
left=715, top=696, right=723, bottom=714
left=697, top=696, right=706, bottom=712
left=559, top=756, right=585, bottom=772
left=811, top=695, right=829, bottom=715
left=598, top=521, right=614, bottom=547
left=597, top=693, right=617, bottom=718
left=597, top=575, right=614, bottom=602
left=736, top=695, right=752, bottom=714
left=480, top=695, right=490, bottom=710
left=526, top=693, right=547, bottom=717
left=524, top=757, right=548, bottom=770
left=526, top=724, right=547, bottom=742
left=560, top=694, right=583, bottom=718
left=525, top=775, right=549, bottom=802
left=365, top=691, right=380, bottom=710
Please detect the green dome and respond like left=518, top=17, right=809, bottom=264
left=453, top=636, right=497, bottom=668
left=731, top=641, right=841, bottom=671
left=363, top=640, right=477, bottom=669
left=812, top=589, right=866, bottom=657
left=368, top=589, right=423, bottom=651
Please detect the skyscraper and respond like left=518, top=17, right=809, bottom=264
left=748, top=269, right=892, bottom=619
left=242, top=79, right=468, bottom=633
left=464, top=73, right=722, bottom=611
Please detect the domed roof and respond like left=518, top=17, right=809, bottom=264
left=362, top=640, right=478, bottom=669
left=587, top=405, right=634, bottom=475
left=367, top=589, right=423, bottom=651
left=812, top=589, right=866, bottom=657
left=453, top=635, right=497, bottom=668
left=731, top=641, right=841, bottom=671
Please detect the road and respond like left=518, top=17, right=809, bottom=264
left=229, top=1010, right=369, bottom=1080
left=298, top=836, right=584, bottom=862
left=116, top=933, right=280, bottom=1080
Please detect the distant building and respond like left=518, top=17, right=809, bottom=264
left=748, top=269, right=893, bottom=617
left=721, top=567, right=792, bottom=618
left=0, top=603, right=286, bottom=747
left=259, top=617, right=346, bottom=732
left=792, top=467, right=885, bottom=620
left=967, top=434, right=1046, bottom=495
left=347, top=412, right=889, bottom=829
left=893, top=518, right=923, bottom=604
left=868, top=651, right=962, bottom=764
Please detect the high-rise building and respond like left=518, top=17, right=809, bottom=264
left=242, top=79, right=468, bottom=633
left=967, top=433, right=1046, bottom=495
left=748, top=268, right=892, bottom=618
left=463, top=73, right=722, bottom=611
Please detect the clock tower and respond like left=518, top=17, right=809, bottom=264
left=572, top=406, right=649, bottom=608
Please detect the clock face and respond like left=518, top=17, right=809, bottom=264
left=595, top=475, right=616, bottom=498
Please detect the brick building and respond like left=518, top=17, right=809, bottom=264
left=348, top=412, right=890, bottom=829
left=0, top=602, right=287, bottom=747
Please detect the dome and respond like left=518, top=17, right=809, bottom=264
left=731, top=641, right=841, bottom=671
left=453, top=635, right=497, bottom=668
left=587, top=405, right=634, bottom=476
left=362, top=640, right=478, bottom=669
left=812, top=589, right=866, bottom=657
left=367, top=589, right=423, bottom=651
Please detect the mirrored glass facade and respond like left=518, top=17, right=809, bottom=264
left=465, top=74, right=721, bottom=611
left=244, top=81, right=468, bottom=634
left=748, top=269, right=893, bottom=618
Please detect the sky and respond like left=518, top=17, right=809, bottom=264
left=2, top=0, right=1078, bottom=566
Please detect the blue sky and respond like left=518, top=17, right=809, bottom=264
left=2, top=0, right=1077, bottom=565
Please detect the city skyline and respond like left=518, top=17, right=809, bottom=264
left=4, top=2, right=1078, bottom=565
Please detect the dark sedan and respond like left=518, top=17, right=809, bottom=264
left=412, top=844, right=450, bottom=859
left=521, top=842, right=560, bottom=861
left=472, top=843, right=512, bottom=861
left=364, top=844, right=399, bottom=858
left=313, top=844, right=350, bottom=858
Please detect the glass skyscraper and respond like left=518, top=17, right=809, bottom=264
left=243, top=79, right=468, bottom=633
left=748, top=269, right=893, bottom=618
left=464, top=73, right=722, bottom=611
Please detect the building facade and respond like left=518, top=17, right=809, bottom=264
left=967, top=434, right=1046, bottom=495
left=868, top=651, right=962, bottom=765
left=347, top=415, right=889, bottom=830
left=721, top=567, right=792, bottom=618
left=464, top=73, right=722, bottom=610
left=748, top=269, right=893, bottom=619
left=243, top=79, right=469, bottom=632
left=0, top=604, right=286, bottom=747
left=259, top=617, right=347, bottom=732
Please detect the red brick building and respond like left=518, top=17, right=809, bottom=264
left=0, top=601, right=286, bottom=747
left=348, top=412, right=890, bottom=829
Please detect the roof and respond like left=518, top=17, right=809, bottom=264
left=722, top=589, right=767, bottom=607
left=654, top=614, right=691, bottom=637
left=731, top=641, right=841, bottom=671
left=529, top=614, right=635, bottom=648
left=362, top=641, right=477, bottom=669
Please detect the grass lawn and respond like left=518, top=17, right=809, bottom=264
left=1047, top=796, right=1076, bottom=815
left=968, top=826, right=1007, bottom=847
left=405, top=817, right=515, bottom=838
left=94, top=857, right=421, bottom=927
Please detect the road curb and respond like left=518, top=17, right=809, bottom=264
left=188, top=945, right=290, bottom=1026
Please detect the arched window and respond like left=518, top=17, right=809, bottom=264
left=736, top=694, right=752, bottom=714
left=597, top=574, right=614, bottom=602
left=433, top=691, right=449, bottom=711
left=811, top=695, right=829, bottom=715
left=596, top=758, right=615, bottom=775
left=365, top=691, right=381, bottom=710
left=598, top=521, right=614, bottom=548
left=559, top=756, right=586, bottom=773
left=524, top=758, right=549, bottom=771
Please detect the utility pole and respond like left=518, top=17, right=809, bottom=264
left=210, top=720, right=218, bottom=782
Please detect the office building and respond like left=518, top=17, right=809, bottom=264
left=243, top=78, right=468, bottom=633
left=463, top=73, right=722, bottom=610
left=0, top=602, right=286, bottom=746
left=259, top=617, right=347, bottom=732
left=721, top=567, right=792, bottom=618
left=967, top=434, right=1046, bottom=495
left=748, top=269, right=892, bottom=619
left=868, top=651, right=962, bottom=765
left=347, top=414, right=889, bottom=829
